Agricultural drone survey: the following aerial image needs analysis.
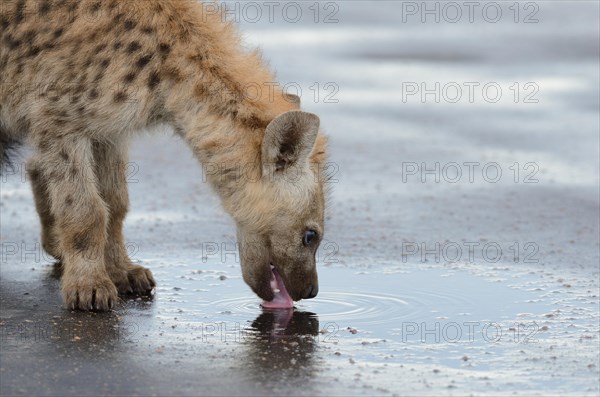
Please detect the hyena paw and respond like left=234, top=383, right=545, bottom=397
left=126, top=264, right=155, bottom=295
left=62, top=275, right=119, bottom=311
left=108, top=268, right=134, bottom=295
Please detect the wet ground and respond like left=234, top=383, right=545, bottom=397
left=1, top=1, right=599, bottom=396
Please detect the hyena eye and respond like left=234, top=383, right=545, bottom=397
left=303, top=230, right=317, bottom=246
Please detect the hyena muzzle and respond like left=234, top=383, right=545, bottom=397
left=0, top=0, right=327, bottom=311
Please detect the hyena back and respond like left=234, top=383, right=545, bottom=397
left=0, top=0, right=328, bottom=311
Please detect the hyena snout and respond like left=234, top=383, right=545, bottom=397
left=303, top=282, right=318, bottom=300
left=282, top=263, right=319, bottom=301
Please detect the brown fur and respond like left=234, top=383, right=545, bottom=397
left=0, top=0, right=328, bottom=310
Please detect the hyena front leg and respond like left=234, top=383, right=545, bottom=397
left=38, top=136, right=118, bottom=310
left=92, top=141, right=155, bottom=295
left=27, top=158, right=62, bottom=260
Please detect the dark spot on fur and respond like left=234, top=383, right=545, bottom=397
left=39, top=1, right=51, bottom=15
left=123, top=72, right=136, bottom=83
left=213, top=96, right=240, bottom=117
left=241, top=114, right=268, bottom=130
left=67, top=2, right=79, bottom=14
left=28, top=46, right=41, bottom=57
left=23, top=30, right=36, bottom=45
left=113, top=13, right=124, bottom=22
left=4, top=35, right=21, bottom=49
left=113, top=41, right=122, bottom=50
left=148, top=71, right=160, bottom=90
left=72, top=233, right=91, bottom=252
left=90, top=2, right=101, bottom=12
left=188, top=53, right=204, bottom=63
left=94, top=70, right=105, bottom=82
left=158, top=43, right=171, bottom=56
left=124, top=20, right=136, bottom=30
left=136, top=54, right=152, bottom=69
left=28, top=167, right=41, bottom=181
left=164, top=65, right=183, bottom=82
left=15, top=0, right=25, bottom=25
left=60, top=150, right=69, bottom=161
left=89, top=88, right=99, bottom=100
left=65, top=196, right=74, bottom=206
left=87, top=31, right=98, bottom=42
left=53, top=28, right=63, bottom=39
left=38, top=140, right=50, bottom=152
left=100, top=59, right=110, bottom=68
left=194, top=83, right=207, bottom=98
left=126, top=41, right=141, bottom=53
left=114, top=91, right=127, bottom=103
left=77, top=105, right=85, bottom=114
left=0, top=16, right=9, bottom=30
left=94, top=43, right=106, bottom=53
left=141, top=26, right=154, bottom=34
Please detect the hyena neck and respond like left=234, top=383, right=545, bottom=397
left=162, top=32, right=295, bottom=209
left=173, top=97, right=293, bottom=214
left=175, top=104, right=266, bottom=199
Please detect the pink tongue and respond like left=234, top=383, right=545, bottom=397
left=261, top=266, right=294, bottom=309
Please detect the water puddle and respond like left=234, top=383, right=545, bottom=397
left=124, top=259, right=584, bottom=372
left=2, top=254, right=596, bottom=394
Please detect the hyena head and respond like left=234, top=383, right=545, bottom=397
left=232, top=110, right=326, bottom=308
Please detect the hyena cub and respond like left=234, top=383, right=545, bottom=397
left=0, top=0, right=327, bottom=311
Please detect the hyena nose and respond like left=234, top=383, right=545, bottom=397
left=303, top=284, right=318, bottom=299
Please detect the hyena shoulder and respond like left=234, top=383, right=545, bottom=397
left=0, top=0, right=243, bottom=140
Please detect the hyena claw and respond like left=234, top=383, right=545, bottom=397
left=62, top=275, right=119, bottom=312
left=126, top=265, right=156, bottom=295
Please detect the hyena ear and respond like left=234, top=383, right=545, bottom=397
left=283, top=93, right=301, bottom=109
left=262, top=110, right=320, bottom=175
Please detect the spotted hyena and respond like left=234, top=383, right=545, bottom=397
left=0, top=0, right=327, bottom=311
